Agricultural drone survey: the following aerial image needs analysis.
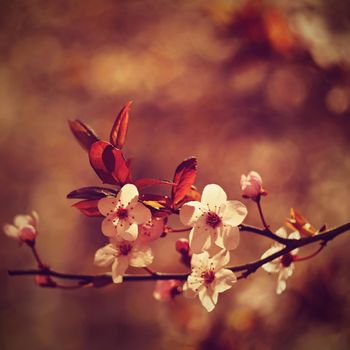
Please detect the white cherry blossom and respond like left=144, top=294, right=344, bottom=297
left=94, top=238, right=154, bottom=283
left=3, top=211, right=39, bottom=243
left=261, top=227, right=300, bottom=294
left=98, top=184, right=151, bottom=241
left=180, top=184, right=247, bottom=253
left=183, top=250, right=236, bottom=312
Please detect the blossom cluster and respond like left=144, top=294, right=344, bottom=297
left=4, top=104, right=327, bottom=313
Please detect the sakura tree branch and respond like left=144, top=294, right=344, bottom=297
left=239, top=224, right=289, bottom=244
left=8, top=222, right=350, bottom=286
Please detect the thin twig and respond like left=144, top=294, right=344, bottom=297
left=8, top=222, right=350, bottom=286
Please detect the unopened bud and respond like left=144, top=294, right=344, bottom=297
left=175, top=238, right=190, bottom=255
left=35, top=275, right=56, bottom=288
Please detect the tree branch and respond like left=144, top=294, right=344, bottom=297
left=8, top=222, right=350, bottom=287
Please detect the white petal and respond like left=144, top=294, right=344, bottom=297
left=213, top=269, right=237, bottom=292
left=3, top=224, right=19, bottom=240
left=101, top=218, right=118, bottom=237
left=211, top=250, right=230, bottom=271
left=187, top=275, right=204, bottom=291
left=128, top=202, right=151, bottom=225
left=129, top=244, right=154, bottom=267
left=31, top=211, right=39, bottom=226
left=215, top=226, right=240, bottom=251
left=276, top=227, right=288, bottom=238
left=198, top=286, right=218, bottom=312
left=189, top=225, right=211, bottom=254
left=179, top=201, right=205, bottom=226
left=98, top=197, right=118, bottom=216
left=120, top=222, right=138, bottom=241
left=14, top=215, right=31, bottom=228
left=117, top=184, right=139, bottom=206
left=94, top=244, right=117, bottom=267
left=261, top=246, right=281, bottom=273
left=111, top=256, right=129, bottom=283
left=201, top=184, right=227, bottom=211
left=222, top=201, right=247, bottom=227
left=288, top=231, right=300, bottom=240
left=191, top=251, right=210, bottom=269
left=276, top=270, right=288, bottom=294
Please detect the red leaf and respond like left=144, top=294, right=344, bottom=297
left=110, top=101, right=132, bottom=149
left=72, top=199, right=102, bottom=217
left=171, top=157, right=197, bottom=208
left=68, top=119, right=99, bottom=151
left=89, top=141, right=131, bottom=185
left=67, top=186, right=117, bottom=200
left=134, top=178, right=175, bottom=190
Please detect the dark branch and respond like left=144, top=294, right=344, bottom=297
left=8, top=222, right=350, bottom=287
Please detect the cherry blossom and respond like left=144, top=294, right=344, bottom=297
left=3, top=211, right=39, bottom=243
left=183, top=250, right=236, bottom=312
left=94, top=238, right=154, bottom=283
left=137, top=217, right=165, bottom=243
left=153, top=280, right=182, bottom=302
left=98, top=184, right=151, bottom=241
left=179, top=184, right=247, bottom=253
left=261, top=227, right=300, bottom=294
left=240, top=171, right=265, bottom=200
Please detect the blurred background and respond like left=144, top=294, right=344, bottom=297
left=1, top=0, right=350, bottom=349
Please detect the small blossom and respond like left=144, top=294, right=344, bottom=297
left=153, top=280, right=182, bottom=302
left=183, top=250, right=236, bottom=312
left=240, top=171, right=265, bottom=200
left=94, top=238, right=154, bottom=283
left=137, top=217, right=165, bottom=243
left=261, top=227, right=300, bottom=294
left=180, top=184, right=247, bottom=253
left=3, top=211, right=39, bottom=243
left=175, top=238, right=191, bottom=267
left=98, top=184, right=151, bottom=241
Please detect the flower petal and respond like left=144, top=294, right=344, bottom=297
left=14, top=214, right=31, bottom=228
left=198, top=285, right=218, bottom=312
left=128, top=202, right=151, bottom=225
left=222, top=200, right=247, bottom=227
left=261, top=246, right=281, bottom=273
left=179, top=201, right=205, bottom=226
left=213, top=269, right=237, bottom=292
left=111, top=256, right=129, bottom=283
left=191, top=251, right=209, bottom=270
left=117, top=184, right=139, bottom=206
left=120, top=222, right=138, bottom=241
left=129, top=244, right=154, bottom=267
left=98, top=197, right=118, bottom=216
left=101, top=218, right=118, bottom=237
left=189, top=225, right=211, bottom=254
left=94, top=244, right=117, bottom=267
left=3, top=224, right=19, bottom=239
left=201, top=184, right=227, bottom=211
left=215, top=226, right=240, bottom=251
left=276, top=227, right=288, bottom=238
left=187, top=274, right=204, bottom=291
left=211, top=250, right=230, bottom=271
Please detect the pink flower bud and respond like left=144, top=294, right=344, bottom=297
left=3, top=211, right=39, bottom=244
left=153, top=280, right=182, bottom=302
left=240, top=171, right=265, bottom=199
left=175, top=238, right=190, bottom=255
left=35, top=275, right=56, bottom=288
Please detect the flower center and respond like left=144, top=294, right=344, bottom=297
left=119, top=242, right=132, bottom=256
left=202, top=269, right=215, bottom=285
left=281, top=253, right=294, bottom=267
left=116, top=207, right=128, bottom=220
left=206, top=212, right=222, bottom=228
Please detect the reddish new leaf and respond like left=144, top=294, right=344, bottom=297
left=171, top=157, right=197, bottom=208
left=89, top=141, right=131, bottom=185
left=134, top=178, right=174, bottom=190
left=110, top=101, right=132, bottom=149
left=72, top=199, right=102, bottom=217
left=68, top=119, right=99, bottom=151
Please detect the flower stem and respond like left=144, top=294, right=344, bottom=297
left=30, top=245, right=47, bottom=269
left=256, top=198, right=269, bottom=231
left=294, top=242, right=326, bottom=262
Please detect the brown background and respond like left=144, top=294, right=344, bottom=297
left=1, top=1, right=350, bottom=349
